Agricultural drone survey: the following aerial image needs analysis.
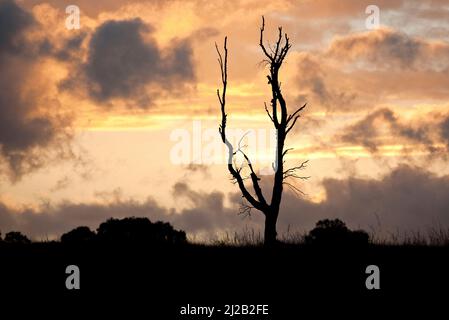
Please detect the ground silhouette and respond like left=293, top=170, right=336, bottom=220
left=96, top=217, right=187, bottom=245
left=0, top=216, right=447, bottom=316
left=304, top=219, right=369, bottom=247
left=60, top=217, right=187, bottom=245
left=1, top=231, right=31, bottom=244
left=61, top=226, right=96, bottom=244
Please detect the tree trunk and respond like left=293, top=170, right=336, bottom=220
left=216, top=20, right=303, bottom=248
left=264, top=208, right=279, bottom=246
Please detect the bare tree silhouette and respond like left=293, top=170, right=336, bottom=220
left=216, top=17, right=308, bottom=245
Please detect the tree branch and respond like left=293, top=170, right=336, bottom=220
left=287, top=103, right=307, bottom=124
left=259, top=16, right=273, bottom=62
left=283, top=160, right=309, bottom=180
left=283, top=182, right=306, bottom=197
left=216, top=37, right=268, bottom=213
left=236, top=133, right=268, bottom=206
left=264, top=102, right=274, bottom=123
left=282, top=148, right=294, bottom=157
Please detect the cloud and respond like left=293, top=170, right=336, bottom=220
left=326, top=28, right=449, bottom=71
left=170, top=181, right=246, bottom=233
left=0, top=197, right=168, bottom=239
left=288, top=164, right=449, bottom=232
left=441, top=117, right=449, bottom=148
left=22, top=0, right=171, bottom=18
left=54, top=31, right=88, bottom=62
left=337, top=107, right=448, bottom=156
left=285, top=0, right=406, bottom=20
left=0, top=0, right=34, bottom=52
left=183, top=164, right=210, bottom=179
left=295, top=53, right=357, bottom=111
left=62, top=18, right=196, bottom=108
left=0, top=0, right=73, bottom=180
left=0, top=182, right=248, bottom=240
left=295, top=28, right=449, bottom=113
left=2, top=165, right=449, bottom=240
left=50, top=176, right=71, bottom=192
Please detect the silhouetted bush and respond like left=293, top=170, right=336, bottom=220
left=305, top=219, right=369, bottom=247
left=61, top=226, right=96, bottom=244
left=4, top=231, right=31, bottom=245
left=96, top=217, right=187, bottom=245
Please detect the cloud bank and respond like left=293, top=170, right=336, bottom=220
left=1, top=165, right=448, bottom=240
left=0, top=0, right=73, bottom=180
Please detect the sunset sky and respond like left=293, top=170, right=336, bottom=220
left=1, top=0, right=449, bottom=240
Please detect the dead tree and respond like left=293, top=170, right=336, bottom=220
left=216, top=17, right=308, bottom=245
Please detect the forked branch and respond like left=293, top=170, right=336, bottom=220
left=215, top=38, right=268, bottom=212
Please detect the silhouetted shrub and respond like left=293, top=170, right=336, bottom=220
left=61, top=226, right=96, bottom=244
left=350, top=230, right=370, bottom=245
left=4, top=231, right=31, bottom=244
left=305, top=219, right=369, bottom=247
left=96, top=217, right=187, bottom=245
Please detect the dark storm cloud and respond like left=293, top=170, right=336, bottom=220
left=63, top=18, right=195, bottom=107
left=338, top=108, right=444, bottom=154
left=2, top=166, right=449, bottom=240
left=0, top=0, right=72, bottom=180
